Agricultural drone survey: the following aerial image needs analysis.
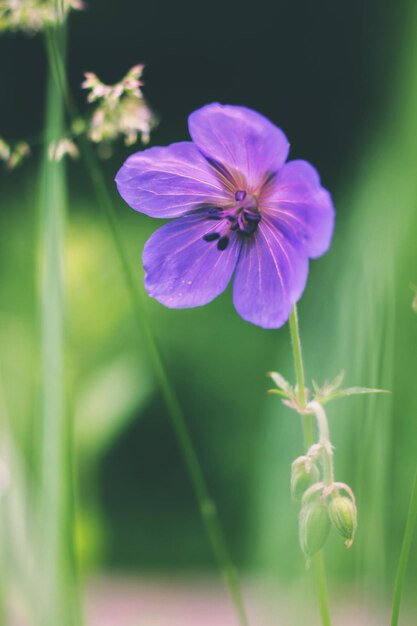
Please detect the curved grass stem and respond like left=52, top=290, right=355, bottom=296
left=44, top=33, right=250, bottom=626
left=289, top=304, right=332, bottom=626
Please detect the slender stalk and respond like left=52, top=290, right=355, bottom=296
left=315, top=552, right=333, bottom=626
left=390, top=468, right=417, bottom=626
left=289, top=304, right=332, bottom=626
left=39, top=23, right=82, bottom=626
left=86, top=157, right=250, bottom=626
left=289, top=306, right=306, bottom=407
left=0, top=521, right=5, bottom=626
left=93, top=160, right=249, bottom=626
left=45, top=34, right=250, bottom=626
left=308, top=402, right=334, bottom=487
left=289, top=306, right=314, bottom=447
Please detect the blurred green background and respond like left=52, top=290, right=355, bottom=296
left=0, top=0, right=417, bottom=619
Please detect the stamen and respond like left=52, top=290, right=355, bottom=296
left=207, top=207, right=222, bottom=220
left=203, top=232, right=221, bottom=242
left=244, top=212, right=260, bottom=223
left=217, top=236, right=229, bottom=251
left=240, top=209, right=261, bottom=235
left=205, top=193, right=261, bottom=244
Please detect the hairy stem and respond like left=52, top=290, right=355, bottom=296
left=308, top=401, right=334, bottom=488
left=391, top=468, right=417, bottom=626
left=289, top=304, right=332, bottom=626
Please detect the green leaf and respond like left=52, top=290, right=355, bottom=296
left=267, top=371, right=292, bottom=392
left=320, top=386, right=390, bottom=405
left=267, top=388, right=291, bottom=398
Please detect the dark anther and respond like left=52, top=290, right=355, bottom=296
left=241, top=223, right=259, bottom=236
left=241, top=209, right=261, bottom=235
left=217, top=236, right=229, bottom=251
left=235, top=190, right=247, bottom=202
left=203, top=232, right=221, bottom=242
left=207, top=207, right=222, bottom=220
left=245, top=213, right=260, bottom=223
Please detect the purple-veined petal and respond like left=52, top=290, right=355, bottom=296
left=262, top=160, right=335, bottom=258
left=188, top=104, right=289, bottom=191
left=115, top=142, right=229, bottom=218
left=143, top=214, right=240, bottom=308
left=232, top=218, right=309, bottom=328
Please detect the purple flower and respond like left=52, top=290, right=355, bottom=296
left=115, top=103, right=334, bottom=328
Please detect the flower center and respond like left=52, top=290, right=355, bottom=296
left=202, top=189, right=261, bottom=251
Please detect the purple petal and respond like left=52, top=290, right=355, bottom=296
left=232, top=218, right=309, bottom=328
left=262, top=160, right=335, bottom=258
left=115, top=142, right=229, bottom=218
left=188, top=104, right=289, bottom=190
left=143, top=214, right=240, bottom=308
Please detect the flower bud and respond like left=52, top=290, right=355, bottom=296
left=328, top=495, right=357, bottom=547
left=291, top=456, right=320, bottom=501
left=299, top=499, right=331, bottom=557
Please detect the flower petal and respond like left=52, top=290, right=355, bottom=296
left=115, top=142, right=229, bottom=218
left=262, top=160, right=335, bottom=258
left=188, top=104, right=289, bottom=190
left=232, top=218, right=309, bottom=328
left=143, top=214, right=240, bottom=308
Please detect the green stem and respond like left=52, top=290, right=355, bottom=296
left=0, top=523, right=5, bottom=626
left=39, top=24, right=82, bottom=626
left=289, top=304, right=332, bottom=626
left=315, top=552, right=333, bottom=626
left=310, top=402, right=330, bottom=443
left=45, top=35, right=250, bottom=626
left=85, top=151, right=250, bottom=626
left=289, top=306, right=306, bottom=407
left=390, top=468, right=417, bottom=626
left=308, top=402, right=334, bottom=488
left=289, top=306, right=314, bottom=448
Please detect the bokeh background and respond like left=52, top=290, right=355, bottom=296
left=0, top=0, right=417, bottom=624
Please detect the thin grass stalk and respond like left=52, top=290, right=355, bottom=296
left=0, top=375, right=41, bottom=624
left=289, top=305, right=332, bottom=626
left=80, top=143, right=250, bottom=626
left=44, top=32, right=250, bottom=626
left=38, top=23, right=82, bottom=626
left=0, top=380, right=10, bottom=626
left=390, top=468, right=417, bottom=626
left=0, top=521, right=5, bottom=626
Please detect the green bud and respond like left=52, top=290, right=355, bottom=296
left=291, top=456, right=320, bottom=501
left=299, top=499, right=331, bottom=557
left=328, top=495, right=357, bottom=547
